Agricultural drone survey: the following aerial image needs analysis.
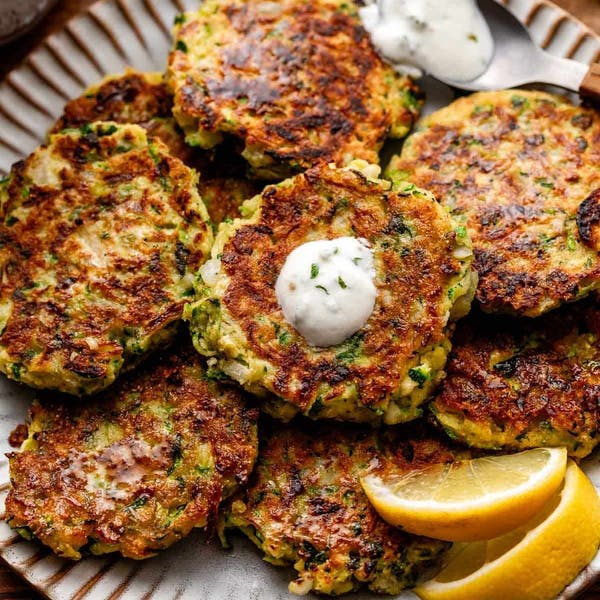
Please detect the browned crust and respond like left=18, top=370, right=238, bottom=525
left=390, top=90, right=600, bottom=316
left=433, top=300, right=600, bottom=442
left=52, top=71, right=172, bottom=132
left=577, top=188, right=600, bottom=250
left=5, top=342, right=259, bottom=560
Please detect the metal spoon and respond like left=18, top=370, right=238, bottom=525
left=386, top=0, right=600, bottom=100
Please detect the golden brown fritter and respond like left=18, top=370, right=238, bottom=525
left=167, top=0, right=421, bottom=179
left=51, top=70, right=263, bottom=226
left=0, top=123, right=212, bottom=395
left=224, top=420, right=457, bottom=596
left=431, top=299, right=600, bottom=458
left=187, top=162, right=477, bottom=424
left=6, top=341, right=259, bottom=560
left=387, top=90, right=600, bottom=317
left=51, top=70, right=195, bottom=166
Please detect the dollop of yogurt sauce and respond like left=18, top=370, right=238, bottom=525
left=360, top=0, right=494, bottom=82
left=275, top=237, right=376, bottom=347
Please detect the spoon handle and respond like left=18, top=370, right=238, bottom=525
left=580, top=64, right=600, bottom=105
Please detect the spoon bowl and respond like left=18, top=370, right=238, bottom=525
left=435, top=0, right=592, bottom=95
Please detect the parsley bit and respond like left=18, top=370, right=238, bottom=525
left=310, top=263, right=319, bottom=279
left=315, top=285, right=329, bottom=295
left=352, top=257, right=362, bottom=265
left=338, top=276, right=347, bottom=289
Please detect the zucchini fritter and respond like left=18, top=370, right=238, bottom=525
left=387, top=90, right=600, bottom=317
left=0, top=123, right=212, bottom=395
left=223, top=421, right=456, bottom=596
left=51, top=70, right=194, bottom=166
left=51, top=70, right=264, bottom=226
left=431, top=299, right=600, bottom=458
left=167, top=0, right=421, bottom=179
left=187, top=162, right=477, bottom=424
left=5, top=342, right=259, bottom=560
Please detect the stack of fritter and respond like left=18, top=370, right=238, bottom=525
left=387, top=90, right=600, bottom=460
left=1, top=1, right=599, bottom=597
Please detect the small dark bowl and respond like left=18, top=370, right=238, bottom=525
left=0, top=0, right=59, bottom=45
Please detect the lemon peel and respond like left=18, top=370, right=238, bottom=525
left=415, top=460, right=600, bottom=600
left=360, top=447, right=567, bottom=541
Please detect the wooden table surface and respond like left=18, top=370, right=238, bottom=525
left=2, top=0, right=600, bottom=598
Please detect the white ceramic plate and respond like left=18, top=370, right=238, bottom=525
left=0, top=0, right=599, bottom=598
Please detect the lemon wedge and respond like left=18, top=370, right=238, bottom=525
left=360, top=447, right=567, bottom=541
left=415, top=460, right=600, bottom=600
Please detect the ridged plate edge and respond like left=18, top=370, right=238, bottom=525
left=0, top=0, right=598, bottom=599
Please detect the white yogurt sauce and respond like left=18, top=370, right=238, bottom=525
left=360, top=0, right=494, bottom=82
left=275, top=237, right=376, bottom=347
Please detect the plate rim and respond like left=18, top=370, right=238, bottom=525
left=0, top=0, right=599, bottom=598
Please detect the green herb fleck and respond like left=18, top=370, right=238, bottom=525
left=336, top=333, right=363, bottom=363
left=511, top=95, right=529, bottom=110
left=351, top=522, right=362, bottom=535
left=127, top=495, right=148, bottom=510
left=174, top=13, right=186, bottom=25
left=302, top=541, right=328, bottom=568
left=316, top=284, right=329, bottom=295
left=278, top=330, right=291, bottom=346
left=408, top=367, right=429, bottom=387
left=539, top=233, right=556, bottom=247
left=116, top=143, right=133, bottom=153
left=79, top=123, right=94, bottom=136
left=386, top=214, right=412, bottom=236
left=338, top=276, right=347, bottom=289
left=535, top=177, right=554, bottom=189
left=11, top=363, right=22, bottom=380
left=310, top=395, right=324, bottom=414
left=148, top=143, right=161, bottom=166
left=168, top=504, right=187, bottom=524
left=97, top=124, right=118, bottom=137
left=310, top=263, right=319, bottom=279
left=205, top=367, right=229, bottom=382
left=403, top=88, right=420, bottom=112
left=176, top=40, right=188, bottom=53
left=473, top=104, right=493, bottom=115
